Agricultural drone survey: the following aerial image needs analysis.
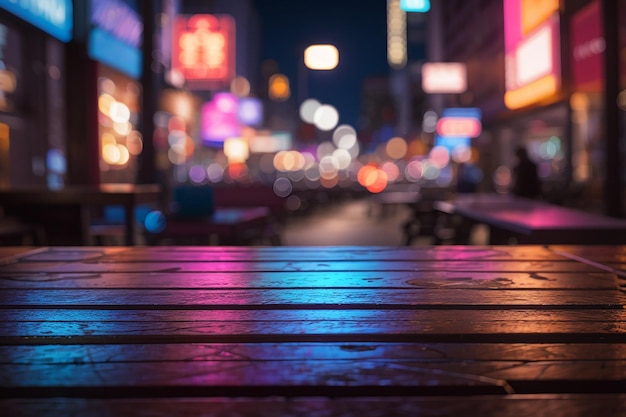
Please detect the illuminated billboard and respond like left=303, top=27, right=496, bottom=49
left=504, top=0, right=561, bottom=109
left=201, top=93, right=241, bottom=146
left=0, top=0, right=73, bottom=42
left=89, top=0, right=142, bottom=79
left=172, top=14, right=236, bottom=89
left=571, top=0, right=604, bottom=92
left=422, top=63, right=467, bottom=94
left=436, top=108, right=482, bottom=138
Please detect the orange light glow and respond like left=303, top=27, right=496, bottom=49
left=358, top=164, right=377, bottom=186
left=504, top=74, right=558, bottom=109
left=223, top=137, right=249, bottom=163
left=269, top=74, right=290, bottom=101
left=228, top=162, right=248, bottom=180
left=504, top=13, right=560, bottom=109
left=386, top=137, right=408, bottom=159
left=521, top=0, right=558, bottom=35
left=358, top=164, right=388, bottom=193
left=98, top=94, right=115, bottom=116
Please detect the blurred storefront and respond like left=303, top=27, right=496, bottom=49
left=0, top=0, right=72, bottom=188
left=427, top=0, right=625, bottom=217
left=88, top=0, right=144, bottom=184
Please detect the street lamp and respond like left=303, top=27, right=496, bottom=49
left=298, top=44, right=339, bottom=104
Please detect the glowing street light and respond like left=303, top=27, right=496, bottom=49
left=298, top=44, right=340, bottom=104
left=304, top=44, right=339, bottom=70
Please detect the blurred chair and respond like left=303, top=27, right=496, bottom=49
left=145, top=185, right=285, bottom=246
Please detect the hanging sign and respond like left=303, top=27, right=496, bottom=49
left=172, top=14, right=236, bottom=89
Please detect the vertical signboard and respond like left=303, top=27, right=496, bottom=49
left=172, top=14, right=236, bottom=90
left=503, top=0, right=561, bottom=109
left=571, top=0, right=604, bottom=92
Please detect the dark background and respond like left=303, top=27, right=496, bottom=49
left=253, top=0, right=391, bottom=128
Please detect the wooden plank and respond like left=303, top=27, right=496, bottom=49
left=4, top=342, right=626, bottom=363
left=1, top=309, right=624, bottom=343
left=1, top=343, right=625, bottom=396
left=551, top=245, right=626, bottom=263
left=0, top=259, right=607, bottom=274
left=0, top=288, right=623, bottom=309
left=1, top=245, right=625, bottom=411
left=0, top=247, right=38, bottom=257
left=2, top=360, right=624, bottom=397
left=99, top=245, right=573, bottom=262
left=3, top=395, right=626, bottom=417
left=5, top=246, right=575, bottom=262
left=550, top=246, right=626, bottom=278
left=0, top=270, right=619, bottom=289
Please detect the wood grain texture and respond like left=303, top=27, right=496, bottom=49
left=1, top=245, right=625, bottom=416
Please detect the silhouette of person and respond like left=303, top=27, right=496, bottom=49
left=511, top=146, right=541, bottom=198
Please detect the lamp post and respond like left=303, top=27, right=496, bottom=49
left=298, top=44, right=339, bottom=105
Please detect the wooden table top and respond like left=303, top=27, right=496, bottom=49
left=435, top=193, right=626, bottom=244
left=1, top=245, right=625, bottom=415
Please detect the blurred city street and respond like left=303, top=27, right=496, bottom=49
left=280, top=196, right=489, bottom=246
left=282, top=197, right=411, bottom=246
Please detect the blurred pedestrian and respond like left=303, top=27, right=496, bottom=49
left=511, top=146, right=541, bottom=198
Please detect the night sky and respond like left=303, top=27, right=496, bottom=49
left=253, top=0, right=390, bottom=129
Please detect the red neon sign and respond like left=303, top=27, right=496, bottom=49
left=436, top=117, right=482, bottom=138
left=172, top=14, right=235, bottom=89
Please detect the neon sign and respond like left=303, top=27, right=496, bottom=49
left=503, top=0, right=561, bottom=109
left=201, top=93, right=241, bottom=146
left=91, top=0, right=142, bottom=48
left=422, top=62, right=467, bottom=93
left=0, top=0, right=73, bottom=42
left=436, top=118, right=482, bottom=138
left=436, top=108, right=482, bottom=138
left=400, top=0, right=430, bottom=13
left=172, top=14, right=236, bottom=89
left=571, top=0, right=604, bottom=92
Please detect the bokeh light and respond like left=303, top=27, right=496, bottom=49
left=313, top=104, right=339, bottom=131
left=422, top=111, right=438, bottom=133
left=109, top=101, right=131, bottom=123
left=429, top=145, right=451, bottom=168
left=269, top=73, right=290, bottom=101
left=386, top=137, right=408, bottom=159
left=144, top=210, right=166, bottom=233
left=230, top=75, right=251, bottom=97
left=493, top=165, right=512, bottom=193
left=273, top=177, right=293, bottom=197
left=189, top=165, right=207, bottom=183
left=299, top=98, right=321, bottom=123
left=332, top=124, right=357, bottom=149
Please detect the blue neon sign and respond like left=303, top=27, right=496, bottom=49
left=400, top=0, right=430, bottom=13
left=88, top=27, right=142, bottom=79
left=88, top=0, right=143, bottom=79
left=0, top=0, right=73, bottom=42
